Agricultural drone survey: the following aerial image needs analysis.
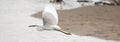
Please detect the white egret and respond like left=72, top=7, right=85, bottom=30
left=29, top=4, right=71, bottom=35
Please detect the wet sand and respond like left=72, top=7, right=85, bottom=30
left=32, top=5, right=120, bottom=40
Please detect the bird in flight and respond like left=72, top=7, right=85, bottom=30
left=29, top=4, right=71, bottom=35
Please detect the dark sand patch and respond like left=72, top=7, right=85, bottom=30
left=32, top=5, right=120, bottom=40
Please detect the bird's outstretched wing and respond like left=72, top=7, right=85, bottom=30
left=42, top=4, right=58, bottom=25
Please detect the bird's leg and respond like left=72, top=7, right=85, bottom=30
left=54, top=29, right=72, bottom=35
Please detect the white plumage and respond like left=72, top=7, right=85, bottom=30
left=29, top=4, right=61, bottom=30
left=42, top=4, right=61, bottom=30
left=43, top=4, right=58, bottom=26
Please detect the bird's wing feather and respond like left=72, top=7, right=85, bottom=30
left=42, top=4, right=58, bottom=25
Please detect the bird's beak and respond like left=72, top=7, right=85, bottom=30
left=28, top=25, right=39, bottom=27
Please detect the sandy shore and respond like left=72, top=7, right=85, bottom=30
left=32, top=5, right=120, bottom=40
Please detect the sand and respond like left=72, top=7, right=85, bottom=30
left=32, top=5, right=120, bottom=40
